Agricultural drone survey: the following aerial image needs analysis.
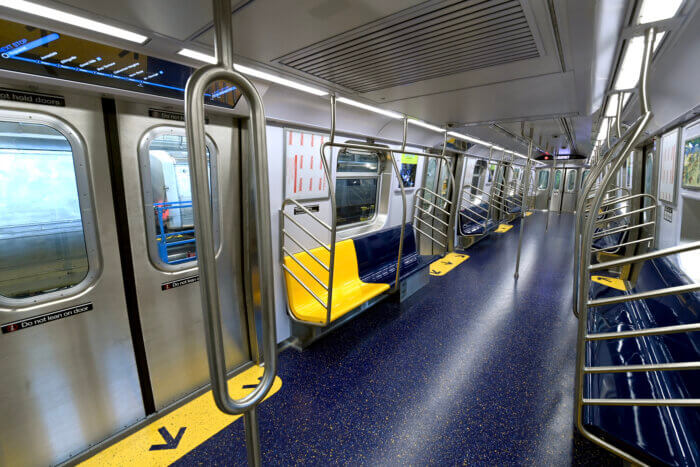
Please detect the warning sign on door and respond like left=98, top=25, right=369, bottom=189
left=285, top=129, right=329, bottom=200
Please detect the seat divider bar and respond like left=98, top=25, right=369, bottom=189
left=584, top=361, right=700, bottom=373
left=282, top=212, right=330, bottom=251
left=281, top=264, right=328, bottom=309
left=582, top=398, right=700, bottom=406
left=282, top=231, right=329, bottom=271
left=282, top=247, right=329, bottom=290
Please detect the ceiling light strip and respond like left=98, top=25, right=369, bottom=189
left=0, top=0, right=148, bottom=44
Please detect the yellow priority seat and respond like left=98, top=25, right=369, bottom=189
left=282, top=239, right=390, bottom=325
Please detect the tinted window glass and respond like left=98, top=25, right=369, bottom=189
left=537, top=170, right=549, bottom=189
left=0, top=121, right=88, bottom=298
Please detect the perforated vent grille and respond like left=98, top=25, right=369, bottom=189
left=276, top=0, right=540, bottom=93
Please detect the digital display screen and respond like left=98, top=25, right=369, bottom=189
left=0, top=19, right=242, bottom=108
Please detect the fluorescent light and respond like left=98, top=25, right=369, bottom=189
left=177, top=51, right=328, bottom=96
left=637, top=0, right=683, bottom=24
left=0, top=0, right=148, bottom=44
left=336, top=97, right=403, bottom=119
left=447, top=131, right=492, bottom=147
left=407, top=118, right=444, bottom=133
left=178, top=48, right=216, bottom=64
left=614, top=32, right=666, bottom=90
left=233, top=63, right=327, bottom=96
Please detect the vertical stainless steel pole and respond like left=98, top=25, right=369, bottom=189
left=514, top=141, right=533, bottom=279
left=545, top=149, right=558, bottom=232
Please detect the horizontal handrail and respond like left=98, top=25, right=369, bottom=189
left=584, top=362, right=700, bottom=373
left=415, top=217, right=448, bottom=238
left=594, top=205, right=655, bottom=225
left=413, top=223, right=446, bottom=248
left=586, top=322, right=700, bottom=340
left=592, top=220, right=655, bottom=239
left=281, top=212, right=330, bottom=251
left=591, top=236, right=654, bottom=253
left=415, top=194, right=451, bottom=216
left=421, top=187, right=453, bottom=204
left=281, top=264, right=327, bottom=308
left=415, top=204, right=450, bottom=227
left=589, top=241, right=700, bottom=271
left=282, top=230, right=329, bottom=271
left=282, top=247, right=329, bottom=290
left=588, top=283, right=700, bottom=308
left=284, top=198, right=332, bottom=231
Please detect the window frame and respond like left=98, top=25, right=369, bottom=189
left=138, top=125, right=220, bottom=271
left=0, top=108, right=100, bottom=308
left=334, top=146, right=382, bottom=229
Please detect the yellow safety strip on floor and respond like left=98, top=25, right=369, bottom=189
left=81, top=365, right=282, bottom=466
left=495, top=224, right=513, bottom=233
left=430, top=252, right=470, bottom=276
left=591, top=275, right=627, bottom=291
left=525, top=211, right=533, bottom=217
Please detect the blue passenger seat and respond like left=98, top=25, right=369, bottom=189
left=459, top=202, right=496, bottom=235
left=586, top=257, right=700, bottom=466
left=353, top=224, right=439, bottom=286
left=506, top=195, right=521, bottom=213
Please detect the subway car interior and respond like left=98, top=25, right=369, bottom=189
left=1, top=0, right=699, bottom=465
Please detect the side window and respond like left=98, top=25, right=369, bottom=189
left=537, top=170, right=549, bottom=189
left=336, top=148, right=380, bottom=226
left=139, top=127, right=218, bottom=268
left=566, top=171, right=577, bottom=192
left=0, top=117, right=96, bottom=301
left=471, top=161, right=485, bottom=194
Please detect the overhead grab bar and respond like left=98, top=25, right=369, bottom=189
left=185, top=0, right=276, bottom=464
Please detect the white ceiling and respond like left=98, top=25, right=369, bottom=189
left=0, top=0, right=623, bottom=155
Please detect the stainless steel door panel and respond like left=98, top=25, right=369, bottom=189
left=561, top=169, right=579, bottom=212
left=0, top=94, right=144, bottom=466
left=116, top=100, right=249, bottom=409
left=549, top=168, right=563, bottom=212
left=534, top=169, right=550, bottom=210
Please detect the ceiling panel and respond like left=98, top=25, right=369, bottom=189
left=55, top=0, right=212, bottom=41
left=274, top=0, right=541, bottom=93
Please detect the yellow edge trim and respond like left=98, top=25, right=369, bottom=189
left=80, top=365, right=282, bottom=466
left=430, top=252, right=470, bottom=276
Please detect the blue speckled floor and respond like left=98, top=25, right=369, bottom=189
left=177, top=212, right=621, bottom=466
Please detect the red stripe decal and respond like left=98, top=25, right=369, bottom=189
left=294, top=154, right=298, bottom=193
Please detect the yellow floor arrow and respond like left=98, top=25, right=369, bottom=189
left=495, top=224, right=513, bottom=233
left=430, top=252, right=470, bottom=276
left=591, top=275, right=627, bottom=291
left=81, top=365, right=282, bottom=466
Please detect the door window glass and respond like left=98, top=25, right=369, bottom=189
left=0, top=120, right=90, bottom=299
left=537, top=170, right=549, bottom=189
left=553, top=169, right=562, bottom=190
left=566, top=171, right=577, bottom=192
left=141, top=129, right=217, bottom=268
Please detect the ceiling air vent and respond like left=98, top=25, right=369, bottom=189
left=275, top=0, right=541, bottom=93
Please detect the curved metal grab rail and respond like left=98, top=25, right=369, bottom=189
left=574, top=27, right=667, bottom=466
left=185, top=0, right=277, bottom=427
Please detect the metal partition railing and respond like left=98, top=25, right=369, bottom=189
left=571, top=27, right=700, bottom=465
left=457, top=183, right=494, bottom=233
left=280, top=105, right=456, bottom=327
left=184, top=1, right=277, bottom=464
left=589, top=193, right=658, bottom=254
